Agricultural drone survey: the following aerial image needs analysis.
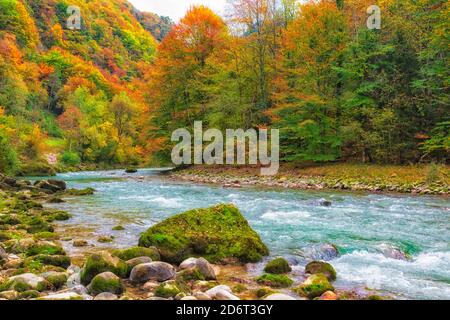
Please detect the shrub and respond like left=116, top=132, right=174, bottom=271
left=0, top=132, right=19, bottom=175
left=60, top=151, right=81, bottom=166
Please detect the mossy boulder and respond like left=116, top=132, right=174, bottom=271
left=112, top=225, right=125, bottom=231
left=264, top=258, right=292, bottom=274
left=113, top=246, right=160, bottom=261
left=33, top=232, right=59, bottom=241
left=154, top=280, right=181, bottom=298
left=80, top=251, right=128, bottom=285
left=26, top=254, right=71, bottom=269
left=25, top=242, right=65, bottom=257
left=88, top=272, right=124, bottom=295
left=305, top=261, right=336, bottom=281
left=177, top=268, right=206, bottom=282
left=18, top=290, right=40, bottom=299
left=256, top=274, right=294, bottom=288
left=41, top=271, right=67, bottom=289
left=138, top=204, right=269, bottom=264
left=17, top=162, right=56, bottom=177
left=26, top=218, right=54, bottom=234
left=298, top=274, right=335, bottom=299
left=66, top=188, right=95, bottom=196
left=3, top=273, right=50, bottom=292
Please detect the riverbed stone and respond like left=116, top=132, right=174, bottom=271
left=94, top=292, right=119, bottom=300
left=138, top=204, right=269, bottom=264
left=67, top=272, right=81, bottom=288
left=7, top=273, right=50, bottom=292
left=41, top=271, right=68, bottom=289
left=179, top=257, right=198, bottom=270
left=113, top=246, right=160, bottom=261
left=305, top=261, right=337, bottom=281
left=130, top=262, right=176, bottom=283
left=298, top=274, right=335, bottom=299
left=196, top=257, right=216, bottom=280
left=264, top=257, right=292, bottom=274
left=154, top=280, right=181, bottom=298
left=319, top=291, right=338, bottom=300
left=39, top=292, right=83, bottom=300
left=256, top=274, right=294, bottom=288
left=0, top=290, right=19, bottom=300
left=88, top=272, right=124, bottom=295
left=80, top=251, right=128, bottom=285
left=73, top=240, right=88, bottom=247
left=264, top=293, right=297, bottom=300
left=205, top=285, right=232, bottom=299
left=125, top=256, right=153, bottom=270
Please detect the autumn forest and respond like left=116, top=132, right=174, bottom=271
left=0, top=0, right=448, bottom=176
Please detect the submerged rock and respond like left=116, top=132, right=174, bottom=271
left=379, top=245, right=410, bottom=261
left=138, top=204, right=269, bottom=264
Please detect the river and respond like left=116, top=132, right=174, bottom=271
left=39, top=169, right=450, bottom=300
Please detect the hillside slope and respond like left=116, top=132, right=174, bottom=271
left=0, top=0, right=160, bottom=174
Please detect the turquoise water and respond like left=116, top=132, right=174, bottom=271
left=44, top=169, right=449, bottom=300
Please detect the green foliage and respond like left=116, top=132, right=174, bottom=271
left=0, top=132, right=19, bottom=175
left=61, top=151, right=81, bottom=166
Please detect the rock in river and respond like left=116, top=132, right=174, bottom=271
left=130, top=262, right=176, bottom=283
left=305, top=261, right=337, bottom=281
left=80, top=251, right=128, bottom=285
left=138, top=204, right=269, bottom=264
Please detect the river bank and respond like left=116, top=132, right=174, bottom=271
left=168, top=164, right=449, bottom=196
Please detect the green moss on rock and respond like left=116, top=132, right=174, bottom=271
left=18, top=290, right=40, bottom=299
left=298, top=274, right=335, bottom=299
left=305, top=261, right=337, bottom=281
left=154, top=281, right=181, bottom=298
left=113, top=246, right=160, bottom=261
left=66, top=188, right=95, bottom=196
left=256, top=287, right=276, bottom=299
left=26, top=254, right=71, bottom=269
left=80, top=251, right=128, bottom=285
left=256, top=274, right=294, bottom=288
left=264, top=258, right=292, bottom=274
left=138, top=204, right=269, bottom=264
left=89, top=272, right=124, bottom=295
left=42, top=272, right=67, bottom=289
left=25, top=243, right=65, bottom=257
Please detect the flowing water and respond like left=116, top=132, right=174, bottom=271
left=40, top=169, right=449, bottom=300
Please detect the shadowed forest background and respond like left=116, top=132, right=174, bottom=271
left=0, top=0, right=448, bottom=176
